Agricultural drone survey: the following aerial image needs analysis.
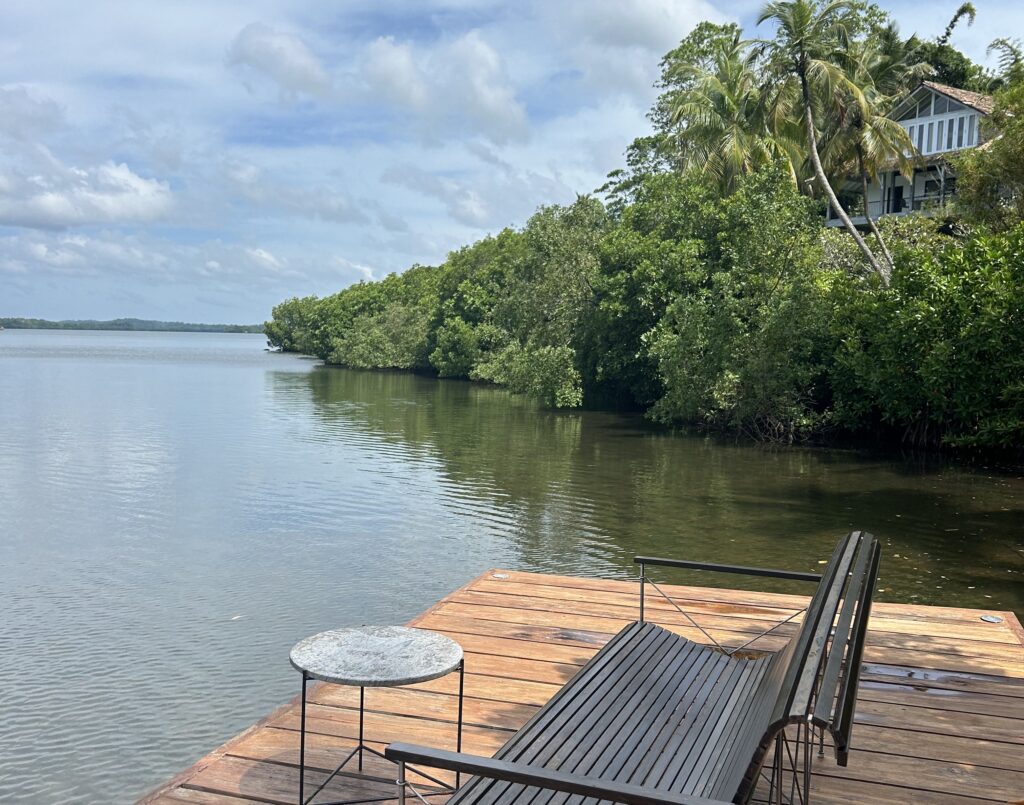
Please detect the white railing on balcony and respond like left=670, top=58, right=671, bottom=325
left=826, top=193, right=948, bottom=223
left=903, top=111, right=979, bottom=157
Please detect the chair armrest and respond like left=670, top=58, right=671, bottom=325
left=385, top=743, right=732, bottom=805
left=634, top=555, right=821, bottom=583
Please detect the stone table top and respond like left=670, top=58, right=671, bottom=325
left=289, top=625, right=463, bottom=687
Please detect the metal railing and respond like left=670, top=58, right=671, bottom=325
left=635, top=555, right=820, bottom=656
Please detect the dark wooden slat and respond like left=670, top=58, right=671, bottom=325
left=833, top=539, right=882, bottom=764
left=483, top=625, right=678, bottom=805
left=648, top=654, right=757, bottom=790
left=543, top=638, right=706, bottom=805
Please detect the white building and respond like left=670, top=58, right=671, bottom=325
left=826, top=81, right=993, bottom=226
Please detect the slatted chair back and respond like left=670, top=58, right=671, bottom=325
left=729, top=531, right=880, bottom=799
left=387, top=532, right=880, bottom=805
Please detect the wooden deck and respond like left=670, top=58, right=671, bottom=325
left=140, top=569, right=1024, bottom=805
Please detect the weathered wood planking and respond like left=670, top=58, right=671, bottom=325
left=140, top=570, right=1024, bottom=805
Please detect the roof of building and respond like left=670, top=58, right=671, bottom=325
left=921, top=80, right=994, bottom=114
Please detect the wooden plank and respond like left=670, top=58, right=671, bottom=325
left=853, top=697, right=1024, bottom=743
left=147, top=790, right=264, bottom=804
left=308, top=683, right=539, bottom=730
left=269, top=703, right=514, bottom=754
left=464, top=582, right=1024, bottom=645
left=141, top=569, right=1024, bottom=805
left=431, top=601, right=1024, bottom=677
left=860, top=663, right=1024, bottom=699
left=493, top=570, right=1013, bottom=624
left=810, top=747, right=1024, bottom=802
left=798, top=772, right=1008, bottom=805
left=851, top=724, right=1023, bottom=771
left=224, top=727, right=460, bottom=788
left=181, top=755, right=398, bottom=805
left=424, top=628, right=601, bottom=666
left=856, top=678, right=1024, bottom=719
left=442, top=595, right=1024, bottom=663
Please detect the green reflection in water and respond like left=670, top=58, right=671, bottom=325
left=296, top=366, right=1024, bottom=614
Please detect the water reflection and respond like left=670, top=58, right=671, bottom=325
left=0, top=332, right=1020, bottom=805
left=295, top=366, right=1023, bottom=609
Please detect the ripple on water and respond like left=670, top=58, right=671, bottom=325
left=0, top=331, right=1021, bottom=804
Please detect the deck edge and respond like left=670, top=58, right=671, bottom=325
left=134, top=567, right=498, bottom=804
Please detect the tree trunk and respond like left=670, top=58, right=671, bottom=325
left=799, top=74, right=885, bottom=279
left=857, top=145, right=894, bottom=283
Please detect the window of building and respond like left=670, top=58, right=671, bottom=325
left=927, top=121, right=934, bottom=152
left=957, top=116, right=965, bottom=147
left=967, top=115, right=976, bottom=146
left=933, top=96, right=948, bottom=114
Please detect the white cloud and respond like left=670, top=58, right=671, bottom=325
left=540, top=0, right=729, bottom=98
left=362, top=37, right=430, bottom=111
left=444, top=31, right=529, bottom=143
left=0, top=86, right=64, bottom=141
left=223, top=160, right=369, bottom=225
left=0, top=160, right=173, bottom=230
left=0, top=0, right=817, bottom=322
left=245, top=246, right=285, bottom=270
left=228, top=22, right=332, bottom=99
left=334, top=256, right=376, bottom=281
left=358, top=30, right=528, bottom=145
left=554, top=0, right=710, bottom=51
left=381, top=164, right=491, bottom=227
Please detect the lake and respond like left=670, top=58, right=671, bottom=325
left=0, top=329, right=1021, bottom=803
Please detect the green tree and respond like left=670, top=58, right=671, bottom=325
left=585, top=173, right=711, bottom=407
left=988, top=38, right=1024, bottom=85
left=953, top=83, right=1024, bottom=230
left=829, top=223, right=1024, bottom=448
left=758, top=0, right=888, bottom=281
left=474, top=198, right=607, bottom=407
left=829, top=33, right=928, bottom=275
left=668, top=33, right=801, bottom=193
left=648, top=165, right=830, bottom=441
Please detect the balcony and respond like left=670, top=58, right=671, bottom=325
left=825, top=193, right=948, bottom=227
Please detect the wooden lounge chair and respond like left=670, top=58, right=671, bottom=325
left=387, top=531, right=880, bottom=805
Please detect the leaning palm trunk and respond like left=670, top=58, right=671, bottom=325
left=799, top=75, right=887, bottom=281
left=856, top=145, right=895, bottom=280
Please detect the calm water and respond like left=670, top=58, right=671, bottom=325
left=1, top=329, right=1021, bottom=803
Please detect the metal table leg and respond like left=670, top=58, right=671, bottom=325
left=299, top=672, right=308, bottom=805
left=456, top=659, right=465, bottom=790
left=358, top=686, right=364, bottom=771
left=299, top=665, right=463, bottom=805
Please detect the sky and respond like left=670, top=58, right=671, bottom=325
left=0, top=1, right=1017, bottom=324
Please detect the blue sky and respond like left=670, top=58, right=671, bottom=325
left=0, top=0, right=1016, bottom=323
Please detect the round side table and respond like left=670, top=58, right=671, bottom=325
left=289, top=625, right=465, bottom=805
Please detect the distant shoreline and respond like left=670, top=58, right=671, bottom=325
left=0, top=317, right=263, bottom=334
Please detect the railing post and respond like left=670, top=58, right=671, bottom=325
left=639, top=563, right=645, bottom=623
left=397, top=760, right=406, bottom=805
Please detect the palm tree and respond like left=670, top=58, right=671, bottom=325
left=828, top=33, right=930, bottom=276
left=936, top=3, right=976, bottom=47
left=988, top=38, right=1024, bottom=85
left=669, top=34, right=801, bottom=193
left=758, top=0, right=887, bottom=281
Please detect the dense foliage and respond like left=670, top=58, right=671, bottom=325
left=267, top=1, right=1023, bottom=453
